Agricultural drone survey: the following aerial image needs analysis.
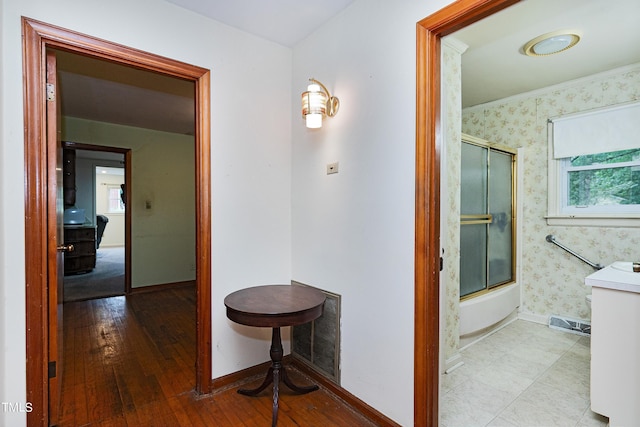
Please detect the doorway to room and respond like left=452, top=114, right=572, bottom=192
left=62, top=147, right=129, bottom=302
left=414, top=1, right=519, bottom=425
left=22, top=17, right=212, bottom=426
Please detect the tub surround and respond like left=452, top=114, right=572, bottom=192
left=459, top=283, right=520, bottom=348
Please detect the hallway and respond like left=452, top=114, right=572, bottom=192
left=58, top=286, right=376, bottom=426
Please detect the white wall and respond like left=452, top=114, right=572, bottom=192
left=1, top=0, right=291, bottom=424
left=1, top=0, right=469, bottom=424
left=94, top=171, right=125, bottom=247
left=65, top=118, right=197, bottom=287
left=0, top=0, right=7, bottom=420
left=291, top=0, right=452, bottom=424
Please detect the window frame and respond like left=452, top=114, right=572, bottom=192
left=106, top=184, right=125, bottom=214
left=547, top=126, right=640, bottom=227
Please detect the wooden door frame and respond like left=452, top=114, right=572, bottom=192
left=22, top=17, right=212, bottom=426
left=414, top=0, right=519, bottom=425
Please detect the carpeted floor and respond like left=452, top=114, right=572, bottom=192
left=64, top=246, right=125, bottom=302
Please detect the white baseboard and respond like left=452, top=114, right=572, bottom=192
left=443, top=352, right=464, bottom=374
left=517, top=311, right=548, bottom=325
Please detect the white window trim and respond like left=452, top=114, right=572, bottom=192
left=106, top=185, right=125, bottom=214
left=546, top=124, right=640, bottom=228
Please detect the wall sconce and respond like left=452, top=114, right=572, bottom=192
left=301, top=78, right=339, bottom=128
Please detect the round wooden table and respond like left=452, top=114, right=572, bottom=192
left=224, top=284, right=326, bottom=427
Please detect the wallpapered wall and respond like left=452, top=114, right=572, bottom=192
left=441, top=40, right=464, bottom=363
left=442, top=43, right=640, bottom=362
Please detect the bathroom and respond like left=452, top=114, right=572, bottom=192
left=438, top=6, right=640, bottom=374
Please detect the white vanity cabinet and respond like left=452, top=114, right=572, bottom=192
left=586, top=263, right=640, bottom=427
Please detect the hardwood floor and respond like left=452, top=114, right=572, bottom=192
left=58, top=286, right=378, bottom=426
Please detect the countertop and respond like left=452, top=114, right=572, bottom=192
left=586, top=262, right=640, bottom=293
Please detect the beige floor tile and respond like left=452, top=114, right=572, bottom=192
left=440, top=319, right=595, bottom=427
left=440, top=392, right=497, bottom=427
left=498, top=398, right=578, bottom=427
left=516, top=381, right=590, bottom=420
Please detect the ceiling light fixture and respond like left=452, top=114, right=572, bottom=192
left=523, top=30, right=581, bottom=57
left=301, top=78, right=339, bottom=128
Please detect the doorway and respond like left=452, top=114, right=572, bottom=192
left=62, top=146, right=129, bottom=302
left=414, top=1, right=519, bottom=425
left=22, top=17, right=212, bottom=426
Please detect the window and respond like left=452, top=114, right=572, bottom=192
left=547, top=102, right=640, bottom=226
left=561, top=149, right=640, bottom=215
left=107, top=185, right=125, bottom=213
left=460, top=135, right=516, bottom=299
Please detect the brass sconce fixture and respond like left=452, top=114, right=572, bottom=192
left=301, top=78, right=339, bottom=128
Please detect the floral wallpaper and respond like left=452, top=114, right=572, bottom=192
left=442, top=51, right=640, bottom=363
left=441, top=40, right=463, bottom=363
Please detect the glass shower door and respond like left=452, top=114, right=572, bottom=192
left=460, top=139, right=515, bottom=298
left=460, top=142, right=489, bottom=297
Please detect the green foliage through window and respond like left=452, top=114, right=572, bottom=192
left=566, top=149, right=640, bottom=207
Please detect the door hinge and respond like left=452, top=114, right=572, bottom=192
left=46, top=83, right=55, bottom=102
left=440, top=256, right=444, bottom=272
left=48, top=361, right=56, bottom=378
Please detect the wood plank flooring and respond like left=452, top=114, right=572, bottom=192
left=58, top=286, right=377, bottom=426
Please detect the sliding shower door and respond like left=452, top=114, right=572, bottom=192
left=460, top=136, right=516, bottom=299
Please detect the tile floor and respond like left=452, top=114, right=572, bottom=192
left=440, top=319, right=610, bottom=426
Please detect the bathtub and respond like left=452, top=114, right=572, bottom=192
left=459, top=282, right=520, bottom=347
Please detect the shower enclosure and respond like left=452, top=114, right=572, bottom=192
left=460, top=135, right=516, bottom=299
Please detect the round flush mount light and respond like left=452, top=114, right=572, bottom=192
left=523, top=30, right=581, bottom=57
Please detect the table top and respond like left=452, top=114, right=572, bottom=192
left=225, top=284, right=325, bottom=328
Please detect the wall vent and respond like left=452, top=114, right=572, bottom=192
left=549, top=315, right=591, bottom=336
left=291, top=281, right=341, bottom=384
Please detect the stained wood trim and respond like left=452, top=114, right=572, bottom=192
left=128, top=280, right=196, bottom=294
left=291, top=358, right=401, bottom=427
left=23, top=18, right=50, bottom=427
left=414, top=1, right=520, bottom=425
left=22, top=17, right=212, bottom=426
left=211, top=359, right=274, bottom=390
left=61, top=141, right=128, bottom=153
left=195, top=69, right=213, bottom=395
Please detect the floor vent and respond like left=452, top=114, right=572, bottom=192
left=291, top=281, right=341, bottom=385
left=548, top=315, right=591, bottom=336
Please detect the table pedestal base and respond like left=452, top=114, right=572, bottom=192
left=238, top=327, right=318, bottom=426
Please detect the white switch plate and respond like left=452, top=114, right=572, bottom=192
left=327, top=162, right=339, bottom=175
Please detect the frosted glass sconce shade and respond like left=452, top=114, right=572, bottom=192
left=301, top=79, right=339, bottom=128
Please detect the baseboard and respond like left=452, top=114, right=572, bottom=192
left=290, top=358, right=401, bottom=427
left=210, top=359, right=272, bottom=391
left=517, top=311, right=548, bottom=325
left=211, top=356, right=400, bottom=426
left=129, top=280, right=195, bottom=294
left=444, top=352, right=464, bottom=374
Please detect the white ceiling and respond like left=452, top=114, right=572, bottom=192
left=163, top=0, right=355, bottom=47
left=57, top=0, right=640, bottom=134
left=56, top=50, right=195, bottom=135
left=451, top=0, right=640, bottom=107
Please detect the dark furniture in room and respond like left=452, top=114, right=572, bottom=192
left=64, top=225, right=96, bottom=275
left=96, top=215, right=109, bottom=249
left=224, top=285, right=326, bottom=427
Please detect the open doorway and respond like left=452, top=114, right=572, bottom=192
left=23, top=18, right=212, bottom=426
left=62, top=148, right=128, bottom=302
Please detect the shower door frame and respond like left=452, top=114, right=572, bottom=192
left=459, top=134, right=518, bottom=300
